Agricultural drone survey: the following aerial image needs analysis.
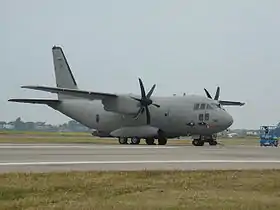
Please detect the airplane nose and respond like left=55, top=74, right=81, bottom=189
left=225, top=113, right=233, bottom=127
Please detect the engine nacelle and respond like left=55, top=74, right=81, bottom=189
left=102, top=95, right=139, bottom=115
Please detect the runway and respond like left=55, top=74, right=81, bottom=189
left=0, top=143, right=279, bottom=173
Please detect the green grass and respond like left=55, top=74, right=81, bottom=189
left=0, top=170, right=279, bottom=209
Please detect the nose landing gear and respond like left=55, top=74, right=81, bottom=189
left=192, top=135, right=218, bottom=146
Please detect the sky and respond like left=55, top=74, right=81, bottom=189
left=1, top=0, right=280, bottom=129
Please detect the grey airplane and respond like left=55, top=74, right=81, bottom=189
left=8, top=46, right=245, bottom=146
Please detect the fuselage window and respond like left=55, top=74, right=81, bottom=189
left=194, top=103, right=200, bottom=110
left=96, top=114, right=100, bottom=123
left=199, top=114, right=203, bottom=121
left=200, top=103, right=206, bottom=110
left=205, top=113, right=209, bottom=121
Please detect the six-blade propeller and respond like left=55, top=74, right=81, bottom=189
left=130, top=78, right=160, bottom=124
left=204, top=86, right=245, bottom=106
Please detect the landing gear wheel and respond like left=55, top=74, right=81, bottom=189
left=145, top=138, right=155, bottom=145
left=209, top=140, right=218, bottom=146
left=131, top=137, right=141, bottom=145
left=118, top=137, right=128, bottom=144
left=192, top=139, right=204, bottom=146
left=158, top=137, right=167, bottom=145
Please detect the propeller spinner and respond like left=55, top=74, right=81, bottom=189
left=130, top=78, right=160, bottom=124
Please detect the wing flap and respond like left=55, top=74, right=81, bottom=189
left=21, top=85, right=118, bottom=100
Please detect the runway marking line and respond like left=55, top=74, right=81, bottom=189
left=0, top=160, right=280, bottom=166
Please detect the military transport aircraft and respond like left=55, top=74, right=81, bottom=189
left=8, top=46, right=245, bottom=146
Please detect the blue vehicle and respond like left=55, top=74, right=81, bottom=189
left=259, top=126, right=278, bottom=147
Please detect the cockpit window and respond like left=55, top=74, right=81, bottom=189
left=194, top=103, right=200, bottom=110
left=206, top=104, right=213, bottom=109
left=211, top=103, right=224, bottom=110
left=200, top=103, right=206, bottom=109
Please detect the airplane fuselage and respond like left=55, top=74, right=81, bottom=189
left=51, top=94, right=233, bottom=138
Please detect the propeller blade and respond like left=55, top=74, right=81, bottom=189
left=214, top=87, right=220, bottom=100
left=138, top=78, right=146, bottom=99
left=147, top=84, right=156, bottom=98
left=130, top=96, right=142, bottom=102
left=218, top=100, right=245, bottom=106
left=204, top=88, right=212, bottom=99
left=152, top=103, right=160, bottom=108
left=145, top=106, right=151, bottom=124
left=134, top=107, right=144, bottom=119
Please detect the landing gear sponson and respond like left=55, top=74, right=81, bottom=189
left=118, top=136, right=167, bottom=145
left=192, top=135, right=218, bottom=146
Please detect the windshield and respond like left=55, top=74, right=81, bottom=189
left=211, top=103, right=222, bottom=109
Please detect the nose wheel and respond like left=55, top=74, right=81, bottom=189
left=192, top=135, right=218, bottom=146
left=192, top=139, right=204, bottom=146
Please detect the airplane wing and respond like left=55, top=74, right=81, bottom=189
left=8, top=99, right=60, bottom=107
left=218, top=100, right=245, bottom=106
left=21, top=85, right=118, bottom=100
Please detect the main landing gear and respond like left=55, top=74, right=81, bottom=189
left=192, top=135, right=218, bottom=146
left=118, top=136, right=167, bottom=145
left=118, top=137, right=141, bottom=145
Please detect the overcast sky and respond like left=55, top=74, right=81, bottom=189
left=2, top=0, right=280, bottom=129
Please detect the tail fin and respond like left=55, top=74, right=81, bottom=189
left=52, top=46, right=78, bottom=99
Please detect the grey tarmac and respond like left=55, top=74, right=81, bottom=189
left=0, top=143, right=279, bottom=173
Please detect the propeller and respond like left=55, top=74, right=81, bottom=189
left=204, top=86, right=245, bottom=106
left=130, top=78, right=160, bottom=124
left=204, top=87, right=220, bottom=100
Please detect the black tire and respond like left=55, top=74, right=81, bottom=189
left=192, top=139, right=204, bottom=146
left=158, top=138, right=167, bottom=145
left=118, top=137, right=128, bottom=144
left=198, top=141, right=204, bottom=146
left=209, top=140, right=217, bottom=146
left=145, top=138, right=155, bottom=145
left=131, top=137, right=141, bottom=144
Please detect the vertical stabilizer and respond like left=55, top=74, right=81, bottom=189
left=52, top=46, right=78, bottom=99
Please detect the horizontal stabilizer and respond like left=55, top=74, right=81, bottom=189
left=8, top=99, right=60, bottom=106
left=219, top=100, right=245, bottom=106
left=21, top=85, right=118, bottom=100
